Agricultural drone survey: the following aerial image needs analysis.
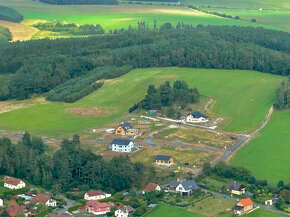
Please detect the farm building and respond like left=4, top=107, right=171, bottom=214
left=115, top=205, right=134, bottom=217
left=85, top=200, right=110, bottom=216
left=234, top=198, right=254, bottom=215
left=155, top=155, right=174, bottom=165
left=143, top=182, right=161, bottom=193
left=4, top=176, right=26, bottom=190
left=115, top=122, right=138, bottom=136
left=166, top=179, right=200, bottom=196
left=227, top=181, right=246, bottom=195
left=108, top=139, right=135, bottom=153
left=30, top=193, right=57, bottom=207
left=186, top=111, right=208, bottom=123
left=84, top=190, right=111, bottom=200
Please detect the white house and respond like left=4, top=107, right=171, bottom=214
left=4, top=177, right=26, bottom=190
left=186, top=111, right=208, bottom=123
left=115, top=205, right=134, bottom=217
left=167, top=179, right=200, bottom=196
left=265, top=199, right=273, bottom=206
left=0, top=198, right=3, bottom=207
left=227, top=181, right=246, bottom=195
left=108, top=139, right=134, bottom=153
left=30, top=194, right=57, bottom=207
left=143, top=183, right=161, bottom=194
left=84, top=190, right=111, bottom=200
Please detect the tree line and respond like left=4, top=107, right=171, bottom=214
left=274, top=77, right=290, bottom=110
left=0, top=133, right=155, bottom=193
left=0, top=25, right=12, bottom=42
left=39, top=0, right=119, bottom=5
left=33, top=21, right=105, bottom=36
left=0, top=6, right=23, bottom=22
left=0, top=24, right=289, bottom=101
left=129, top=80, right=200, bottom=118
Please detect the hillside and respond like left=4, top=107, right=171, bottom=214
left=0, top=68, right=283, bottom=137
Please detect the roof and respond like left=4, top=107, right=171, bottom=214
left=120, top=205, right=134, bottom=213
left=110, top=139, right=132, bottom=146
left=6, top=204, right=25, bottom=217
left=86, top=200, right=110, bottom=208
left=191, top=111, right=208, bottom=119
left=227, top=181, right=245, bottom=191
left=5, top=177, right=23, bottom=186
left=237, top=198, right=253, bottom=207
left=119, top=122, right=133, bottom=131
left=144, top=183, right=159, bottom=192
left=155, top=155, right=172, bottom=161
left=170, top=179, right=200, bottom=191
left=30, top=193, right=51, bottom=205
left=86, top=190, right=105, bottom=197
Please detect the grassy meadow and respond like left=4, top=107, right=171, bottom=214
left=231, top=110, right=290, bottom=185
left=145, top=203, right=206, bottom=217
left=0, top=68, right=283, bottom=138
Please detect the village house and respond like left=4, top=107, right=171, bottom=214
left=0, top=198, right=3, bottom=207
left=84, top=190, right=111, bottom=200
left=115, top=122, right=138, bottom=136
left=166, top=179, right=200, bottom=196
left=85, top=200, right=111, bottom=216
left=186, top=111, right=208, bottom=123
left=114, top=205, right=134, bottom=217
left=143, top=182, right=161, bottom=194
left=155, top=155, right=174, bottom=165
left=108, top=139, right=135, bottom=153
left=6, top=204, right=26, bottom=217
left=30, top=193, right=57, bottom=207
left=234, top=198, right=254, bottom=215
left=4, top=176, right=26, bottom=190
left=227, top=181, right=246, bottom=195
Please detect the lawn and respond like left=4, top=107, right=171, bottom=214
left=231, top=110, right=290, bottom=185
left=218, top=208, right=288, bottom=217
left=187, top=195, right=235, bottom=217
left=145, top=203, right=206, bottom=217
left=0, top=68, right=283, bottom=138
left=202, top=8, right=290, bottom=31
left=0, top=0, right=278, bottom=36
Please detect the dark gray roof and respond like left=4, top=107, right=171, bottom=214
left=169, top=180, right=179, bottom=187
left=227, top=181, right=245, bottom=191
left=120, top=122, right=133, bottom=131
left=181, top=179, right=200, bottom=191
left=155, top=155, right=172, bottom=161
left=192, top=111, right=208, bottom=119
left=110, top=139, right=132, bottom=146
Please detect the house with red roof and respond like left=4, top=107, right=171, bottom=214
left=6, top=204, right=25, bottom=217
left=4, top=176, right=26, bottom=190
left=234, top=198, right=254, bottom=215
left=85, top=200, right=110, bottom=215
left=143, top=182, right=161, bottom=194
left=30, top=193, right=57, bottom=207
left=84, top=190, right=111, bottom=200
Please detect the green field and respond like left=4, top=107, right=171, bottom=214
left=219, top=208, right=287, bottom=217
left=231, top=110, right=290, bottom=185
left=202, top=8, right=290, bottom=31
left=0, top=0, right=280, bottom=34
left=145, top=203, right=205, bottom=217
left=0, top=68, right=283, bottom=138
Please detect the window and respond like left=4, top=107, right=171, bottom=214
left=179, top=187, right=183, bottom=190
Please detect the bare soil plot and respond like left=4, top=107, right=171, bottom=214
left=65, top=107, right=113, bottom=117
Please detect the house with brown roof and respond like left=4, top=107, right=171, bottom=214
left=4, top=176, right=26, bottom=190
left=6, top=204, right=25, bottom=217
left=234, top=198, right=254, bottom=215
left=143, top=183, right=161, bottom=194
left=30, top=193, right=57, bottom=207
left=84, top=190, right=111, bottom=200
left=115, top=205, right=134, bottom=217
left=85, top=200, right=111, bottom=216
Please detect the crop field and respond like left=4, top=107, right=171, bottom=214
left=145, top=203, right=206, bottom=217
left=0, top=20, right=36, bottom=40
left=231, top=110, right=290, bottom=185
left=187, top=196, right=235, bottom=217
left=0, top=68, right=283, bottom=138
left=0, top=0, right=278, bottom=36
left=202, top=8, right=290, bottom=31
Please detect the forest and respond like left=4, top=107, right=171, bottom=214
left=0, top=24, right=289, bottom=101
left=33, top=22, right=105, bottom=36
left=39, top=0, right=119, bottom=5
left=0, top=6, right=23, bottom=22
left=274, top=77, right=290, bottom=110
left=129, top=80, right=200, bottom=118
left=0, top=133, right=155, bottom=192
left=0, top=25, right=12, bottom=42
